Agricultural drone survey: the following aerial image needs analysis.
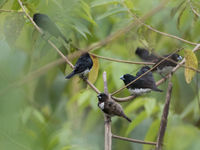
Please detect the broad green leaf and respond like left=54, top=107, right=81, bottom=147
left=124, top=97, right=146, bottom=114
left=126, top=111, right=147, bottom=136
left=170, top=0, right=186, bottom=18
left=144, top=98, right=156, bottom=116
left=143, top=119, right=160, bottom=150
left=124, top=0, right=134, bottom=10
left=88, top=55, right=99, bottom=84
left=184, top=50, right=198, bottom=84
left=91, top=0, right=120, bottom=8
left=80, top=0, right=97, bottom=25
left=166, top=125, right=200, bottom=150
left=97, top=7, right=128, bottom=20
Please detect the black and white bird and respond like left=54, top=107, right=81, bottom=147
left=33, top=13, right=69, bottom=43
left=135, top=47, right=158, bottom=62
left=65, top=52, right=93, bottom=79
left=120, top=66, right=163, bottom=95
left=97, top=93, right=131, bottom=122
left=152, top=54, right=182, bottom=76
left=135, top=47, right=182, bottom=76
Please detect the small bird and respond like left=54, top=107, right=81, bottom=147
left=152, top=54, right=182, bottom=76
left=120, top=66, right=162, bottom=95
left=135, top=47, right=158, bottom=62
left=65, top=52, right=93, bottom=79
left=33, top=13, right=69, bottom=43
left=97, top=93, right=131, bottom=122
left=135, top=47, right=182, bottom=76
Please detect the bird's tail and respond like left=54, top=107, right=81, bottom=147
left=153, top=87, right=163, bottom=92
left=122, top=114, right=132, bottom=122
left=65, top=71, right=75, bottom=79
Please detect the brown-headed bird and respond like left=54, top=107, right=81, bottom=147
left=97, top=93, right=131, bottom=122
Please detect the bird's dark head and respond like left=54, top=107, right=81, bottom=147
left=33, top=13, right=46, bottom=22
left=141, top=66, right=151, bottom=71
left=120, top=74, right=135, bottom=84
left=171, top=54, right=182, bottom=61
left=81, top=52, right=90, bottom=58
left=97, top=93, right=108, bottom=102
left=135, top=47, right=148, bottom=55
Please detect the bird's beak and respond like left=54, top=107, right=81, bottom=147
left=120, top=75, right=124, bottom=80
left=97, top=95, right=101, bottom=99
left=178, top=56, right=182, bottom=60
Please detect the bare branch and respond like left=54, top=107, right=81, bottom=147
left=122, top=2, right=198, bottom=46
left=156, top=74, right=173, bottom=150
left=112, top=134, right=156, bottom=145
left=0, top=9, right=24, bottom=13
left=188, top=0, right=200, bottom=18
left=90, top=53, right=154, bottom=65
left=17, top=0, right=101, bottom=94
left=103, top=72, right=112, bottom=150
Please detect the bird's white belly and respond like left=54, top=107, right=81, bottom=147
left=129, top=88, right=151, bottom=95
left=82, top=68, right=90, bottom=75
left=157, top=66, right=173, bottom=75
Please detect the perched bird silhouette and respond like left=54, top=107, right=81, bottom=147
left=33, top=13, right=69, bottom=43
left=97, top=93, right=131, bottom=122
left=65, top=53, right=93, bottom=79
left=135, top=47, right=182, bottom=76
left=152, top=54, right=182, bottom=76
left=135, top=47, right=158, bottom=62
left=120, top=66, right=162, bottom=95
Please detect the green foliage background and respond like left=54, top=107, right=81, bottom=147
left=0, top=0, right=200, bottom=150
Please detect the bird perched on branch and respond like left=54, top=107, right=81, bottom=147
left=120, top=66, right=162, bottom=95
left=97, top=93, right=131, bottom=122
left=135, top=47, right=182, bottom=76
left=65, top=52, right=93, bottom=79
left=33, top=13, right=69, bottom=43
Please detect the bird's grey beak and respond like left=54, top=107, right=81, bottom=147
left=120, top=75, right=124, bottom=80
left=178, top=56, right=182, bottom=60
left=97, top=95, right=101, bottom=99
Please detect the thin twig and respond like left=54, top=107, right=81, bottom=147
left=156, top=74, right=173, bottom=150
left=122, top=2, right=198, bottom=46
left=112, top=134, right=156, bottom=145
left=0, top=9, right=24, bottom=13
left=103, top=71, right=112, bottom=150
left=188, top=0, right=200, bottom=18
left=90, top=53, right=154, bottom=65
left=111, top=49, right=180, bottom=96
left=17, top=0, right=100, bottom=94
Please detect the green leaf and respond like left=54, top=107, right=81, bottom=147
left=97, top=7, right=128, bottom=20
left=184, top=50, right=198, bottom=84
left=80, top=0, right=97, bottom=25
left=143, top=119, right=160, bottom=150
left=166, top=124, right=200, bottom=150
left=124, top=97, right=146, bottom=114
left=144, top=98, right=156, bottom=116
left=124, top=0, right=134, bottom=10
left=126, top=111, right=147, bottom=136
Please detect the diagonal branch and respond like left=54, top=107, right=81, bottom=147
left=110, top=48, right=180, bottom=96
left=112, top=134, right=156, bottom=145
left=17, top=0, right=100, bottom=94
left=90, top=53, right=154, bottom=65
left=156, top=74, right=173, bottom=150
left=188, top=0, right=200, bottom=18
left=122, top=2, right=198, bottom=46
left=112, top=44, right=200, bottom=102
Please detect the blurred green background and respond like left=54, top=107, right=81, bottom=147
left=0, top=0, right=200, bottom=150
